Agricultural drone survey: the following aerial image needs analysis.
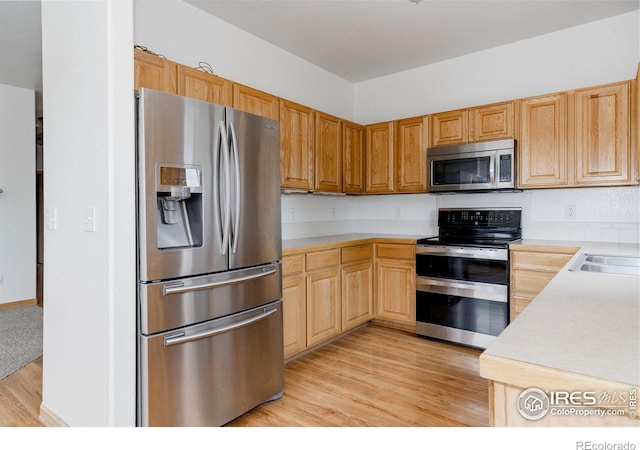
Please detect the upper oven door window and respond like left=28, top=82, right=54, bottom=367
left=429, top=151, right=495, bottom=191
left=416, top=249, right=508, bottom=285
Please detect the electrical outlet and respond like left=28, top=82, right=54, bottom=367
left=565, top=205, right=576, bottom=219
left=0, top=273, right=3, bottom=285
left=330, top=207, right=336, bottom=219
left=290, top=208, right=296, bottom=221
left=395, top=207, right=403, bottom=219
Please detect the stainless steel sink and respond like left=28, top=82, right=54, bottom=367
left=570, top=253, right=640, bottom=276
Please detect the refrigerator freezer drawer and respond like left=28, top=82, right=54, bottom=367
left=140, top=263, right=282, bottom=335
left=138, top=300, right=284, bottom=427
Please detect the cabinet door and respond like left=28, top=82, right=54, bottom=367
left=341, top=261, right=373, bottom=330
left=396, top=116, right=428, bottom=193
left=374, top=259, right=415, bottom=325
left=282, top=275, right=306, bottom=359
left=365, top=121, right=395, bottom=194
left=343, top=120, right=365, bottom=194
left=519, top=93, right=568, bottom=188
left=574, top=82, right=631, bottom=185
left=306, top=268, right=341, bottom=346
left=280, top=100, right=314, bottom=190
left=134, top=48, right=177, bottom=94
left=315, top=112, right=343, bottom=192
left=177, top=66, right=232, bottom=106
left=470, top=101, right=514, bottom=142
left=232, top=83, right=279, bottom=120
left=430, top=109, right=467, bottom=147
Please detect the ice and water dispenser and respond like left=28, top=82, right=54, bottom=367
left=156, top=164, right=203, bottom=249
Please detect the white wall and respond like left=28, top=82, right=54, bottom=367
left=0, top=84, right=36, bottom=304
left=355, top=11, right=639, bottom=124
left=283, top=12, right=640, bottom=243
left=133, top=0, right=355, bottom=120
left=41, top=0, right=135, bottom=426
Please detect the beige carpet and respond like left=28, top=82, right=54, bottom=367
left=0, top=305, right=43, bottom=380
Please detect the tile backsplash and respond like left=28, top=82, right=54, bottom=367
left=281, top=186, right=640, bottom=243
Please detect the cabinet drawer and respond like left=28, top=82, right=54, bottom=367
left=375, top=243, right=415, bottom=261
left=511, top=270, right=555, bottom=294
left=341, top=244, right=373, bottom=265
left=282, top=254, right=305, bottom=276
left=511, top=251, right=574, bottom=271
left=306, top=248, right=340, bottom=271
left=512, top=294, right=535, bottom=315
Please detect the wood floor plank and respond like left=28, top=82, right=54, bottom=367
left=0, top=327, right=489, bottom=427
left=228, top=325, right=488, bottom=427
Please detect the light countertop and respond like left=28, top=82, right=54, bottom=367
left=282, top=233, right=422, bottom=254
left=483, top=240, right=640, bottom=387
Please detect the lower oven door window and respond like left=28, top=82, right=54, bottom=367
left=416, top=280, right=508, bottom=337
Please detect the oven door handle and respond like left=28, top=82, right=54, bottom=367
left=416, top=276, right=507, bottom=303
left=416, top=245, right=507, bottom=261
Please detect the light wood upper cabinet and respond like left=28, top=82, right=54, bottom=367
left=470, top=101, right=515, bottom=142
left=395, top=116, right=428, bottom=193
left=365, top=121, right=395, bottom=194
left=280, top=100, right=314, bottom=190
left=232, top=83, right=279, bottom=121
left=518, top=93, right=568, bottom=188
left=177, top=65, right=232, bottom=106
left=430, top=109, right=468, bottom=147
left=430, top=102, right=515, bottom=147
left=134, top=48, right=177, bottom=94
left=314, top=112, right=343, bottom=192
left=343, top=120, right=365, bottom=194
left=573, top=82, right=631, bottom=186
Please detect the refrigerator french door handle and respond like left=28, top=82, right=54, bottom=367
left=229, top=122, right=241, bottom=254
left=219, top=120, right=231, bottom=255
left=162, top=267, right=277, bottom=296
left=163, top=306, right=278, bottom=347
left=213, top=121, right=224, bottom=251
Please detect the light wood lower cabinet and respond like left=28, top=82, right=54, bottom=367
left=282, top=243, right=374, bottom=358
left=374, top=243, right=416, bottom=325
left=341, top=244, right=374, bottom=329
left=306, top=267, right=341, bottom=347
left=510, top=245, right=578, bottom=321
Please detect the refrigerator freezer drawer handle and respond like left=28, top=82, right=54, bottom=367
left=163, top=267, right=277, bottom=296
left=164, top=306, right=278, bottom=346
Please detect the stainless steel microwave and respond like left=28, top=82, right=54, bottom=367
left=427, top=138, right=516, bottom=193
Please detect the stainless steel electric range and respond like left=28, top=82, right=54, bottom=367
left=415, top=208, right=522, bottom=349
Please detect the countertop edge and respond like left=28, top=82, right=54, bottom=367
left=282, top=234, right=419, bottom=255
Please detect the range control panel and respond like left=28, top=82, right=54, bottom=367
left=438, top=208, right=522, bottom=228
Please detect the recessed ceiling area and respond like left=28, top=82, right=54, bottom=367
left=186, top=0, right=639, bottom=82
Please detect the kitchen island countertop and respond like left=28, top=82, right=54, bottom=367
left=482, top=240, right=640, bottom=388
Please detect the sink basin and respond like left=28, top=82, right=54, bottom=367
left=583, top=255, right=640, bottom=267
left=570, top=254, right=640, bottom=276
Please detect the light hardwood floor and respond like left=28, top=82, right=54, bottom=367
left=0, top=325, right=488, bottom=427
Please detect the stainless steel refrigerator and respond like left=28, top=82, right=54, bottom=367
left=135, top=88, right=283, bottom=427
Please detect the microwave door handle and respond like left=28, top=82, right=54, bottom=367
left=229, top=122, right=241, bottom=254
left=489, top=153, right=498, bottom=187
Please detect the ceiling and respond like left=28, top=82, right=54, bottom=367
left=0, top=0, right=637, bottom=100
left=187, top=0, right=639, bottom=82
